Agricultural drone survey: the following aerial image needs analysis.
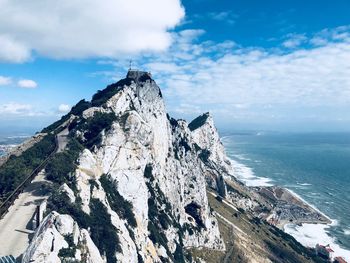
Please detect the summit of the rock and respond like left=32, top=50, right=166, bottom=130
left=126, top=69, right=152, bottom=83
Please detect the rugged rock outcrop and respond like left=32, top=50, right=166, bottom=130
left=189, top=112, right=234, bottom=197
left=23, top=71, right=231, bottom=262
left=22, top=212, right=104, bottom=263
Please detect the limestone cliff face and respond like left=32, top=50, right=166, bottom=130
left=189, top=113, right=234, bottom=197
left=22, top=212, right=104, bottom=263
left=23, top=71, right=232, bottom=263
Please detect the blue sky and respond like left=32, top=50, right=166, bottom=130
left=1, top=0, right=350, bottom=132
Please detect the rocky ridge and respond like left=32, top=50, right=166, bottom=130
left=21, top=71, right=329, bottom=263
left=22, top=71, right=230, bottom=262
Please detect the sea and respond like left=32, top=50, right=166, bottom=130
left=222, top=131, right=350, bottom=260
left=0, top=133, right=31, bottom=157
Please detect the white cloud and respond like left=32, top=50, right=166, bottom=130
left=101, top=26, right=350, bottom=124
left=208, top=11, right=237, bottom=25
left=0, top=76, right=12, bottom=86
left=165, top=41, right=350, bottom=107
left=0, top=0, right=185, bottom=63
left=172, top=103, right=202, bottom=114
left=282, top=34, right=307, bottom=48
left=179, top=29, right=205, bottom=41
left=0, top=102, right=33, bottom=115
left=58, top=104, right=71, bottom=113
left=192, top=11, right=237, bottom=25
left=309, top=26, right=350, bottom=47
left=310, top=37, right=329, bottom=46
left=0, top=102, right=53, bottom=117
left=0, top=101, right=70, bottom=119
left=17, top=79, right=38, bottom=88
left=0, top=35, right=31, bottom=63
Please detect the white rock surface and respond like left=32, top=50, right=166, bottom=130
left=24, top=71, right=233, bottom=262
left=82, top=106, right=110, bottom=119
left=190, top=112, right=234, bottom=196
left=59, top=183, right=76, bottom=203
left=22, top=212, right=104, bottom=263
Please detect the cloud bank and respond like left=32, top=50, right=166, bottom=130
left=0, top=102, right=33, bottom=115
left=0, top=0, right=185, bottom=62
left=103, top=26, right=350, bottom=127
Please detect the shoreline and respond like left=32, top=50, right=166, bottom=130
left=228, top=155, right=332, bottom=223
left=226, top=155, right=350, bottom=261
left=284, top=222, right=350, bottom=261
left=283, top=188, right=332, bottom=223
left=279, top=189, right=350, bottom=260
left=255, top=185, right=331, bottom=227
left=0, top=134, right=44, bottom=167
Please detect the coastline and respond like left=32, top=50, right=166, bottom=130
left=282, top=187, right=350, bottom=260
left=253, top=185, right=331, bottom=227
left=284, top=188, right=332, bottom=223
left=0, top=134, right=41, bottom=167
left=226, top=154, right=350, bottom=261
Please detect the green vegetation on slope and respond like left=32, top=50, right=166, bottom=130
left=100, top=174, right=137, bottom=228
left=70, top=99, right=92, bottom=116
left=41, top=99, right=92, bottom=134
left=46, top=138, right=83, bottom=188
left=73, top=112, right=117, bottom=149
left=48, top=192, right=121, bottom=263
left=41, top=115, right=71, bottom=134
left=89, top=198, right=121, bottom=262
left=58, top=234, right=77, bottom=259
left=91, top=78, right=132, bottom=107
left=41, top=77, right=129, bottom=134
left=0, top=134, right=56, bottom=200
left=193, top=192, right=328, bottom=263
left=144, top=164, right=187, bottom=263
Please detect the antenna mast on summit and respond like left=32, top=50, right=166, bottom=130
left=129, top=60, right=132, bottom=70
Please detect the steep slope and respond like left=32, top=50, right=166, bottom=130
left=189, top=112, right=235, bottom=197
left=23, top=71, right=225, bottom=263
left=190, top=192, right=328, bottom=263
left=21, top=70, right=328, bottom=263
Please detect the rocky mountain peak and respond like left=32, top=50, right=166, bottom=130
left=126, top=69, right=153, bottom=83
left=7, top=70, right=329, bottom=263
left=22, top=71, right=231, bottom=262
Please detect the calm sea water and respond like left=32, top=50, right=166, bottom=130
left=222, top=132, right=350, bottom=253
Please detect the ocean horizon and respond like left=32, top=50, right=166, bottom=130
left=222, top=131, right=350, bottom=260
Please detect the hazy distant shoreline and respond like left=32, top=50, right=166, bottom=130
left=0, top=134, right=32, bottom=164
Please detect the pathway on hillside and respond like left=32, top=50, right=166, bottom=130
left=56, top=128, right=69, bottom=153
left=0, top=128, right=68, bottom=260
left=0, top=170, right=51, bottom=259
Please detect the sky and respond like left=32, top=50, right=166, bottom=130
left=1, top=0, right=350, bottom=133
